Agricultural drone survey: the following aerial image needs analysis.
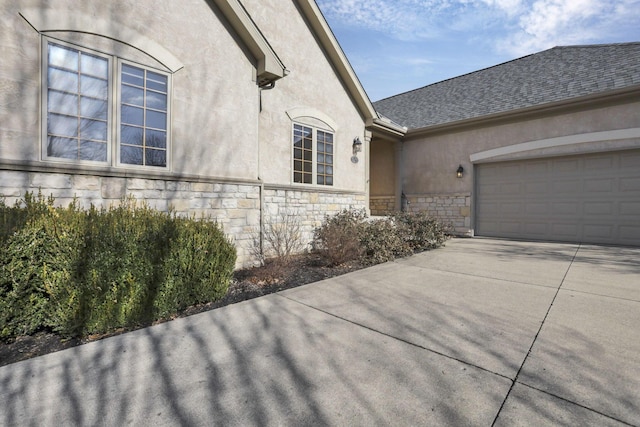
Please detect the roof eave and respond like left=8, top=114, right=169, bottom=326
left=213, top=0, right=287, bottom=86
left=405, top=84, right=640, bottom=139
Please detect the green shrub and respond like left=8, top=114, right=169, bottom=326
left=391, top=211, right=450, bottom=252
left=0, top=193, right=236, bottom=340
left=359, top=217, right=413, bottom=265
left=313, top=209, right=449, bottom=267
left=312, top=209, right=366, bottom=266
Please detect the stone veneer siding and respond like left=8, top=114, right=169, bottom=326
left=0, top=169, right=368, bottom=267
left=262, top=186, right=367, bottom=254
left=0, top=169, right=261, bottom=268
left=370, top=196, right=396, bottom=216
left=406, top=193, right=472, bottom=236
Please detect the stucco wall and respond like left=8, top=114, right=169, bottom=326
left=0, top=0, right=259, bottom=180
left=401, top=99, right=640, bottom=235
left=241, top=0, right=368, bottom=193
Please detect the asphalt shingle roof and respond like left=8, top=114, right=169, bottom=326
left=373, top=43, right=640, bottom=130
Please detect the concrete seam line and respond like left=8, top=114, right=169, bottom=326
left=516, top=383, right=637, bottom=426
left=490, top=243, right=581, bottom=426
left=277, top=293, right=512, bottom=381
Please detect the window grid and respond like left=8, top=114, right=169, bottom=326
left=46, top=43, right=109, bottom=162
left=44, top=40, right=169, bottom=168
left=120, top=64, right=168, bottom=167
left=293, top=124, right=313, bottom=184
left=292, top=123, right=334, bottom=186
left=316, top=130, right=333, bottom=186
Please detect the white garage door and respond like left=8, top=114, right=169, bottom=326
left=475, top=149, right=640, bottom=246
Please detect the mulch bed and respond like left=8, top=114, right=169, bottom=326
left=0, top=254, right=364, bottom=367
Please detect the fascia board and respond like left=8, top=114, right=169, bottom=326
left=295, top=0, right=377, bottom=121
left=213, top=0, right=287, bottom=84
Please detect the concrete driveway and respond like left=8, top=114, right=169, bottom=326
left=1, top=238, right=639, bottom=426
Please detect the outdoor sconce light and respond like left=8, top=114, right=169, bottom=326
left=351, top=137, right=363, bottom=163
left=456, top=165, right=464, bottom=178
left=352, top=137, right=363, bottom=155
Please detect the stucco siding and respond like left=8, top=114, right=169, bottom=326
left=403, top=100, right=640, bottom=195
left=0, top=0, right=260, bottom=181
left=241, top=0, right=368, bottom=193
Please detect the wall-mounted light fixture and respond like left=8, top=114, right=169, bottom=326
left=456, top=165, right=464, bottom=178
left=351, top=137, right=363, bottom=163
left=352, top=137, right=363, bottom=155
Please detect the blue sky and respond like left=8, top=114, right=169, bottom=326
left=316, top=0, right=640, bottom=101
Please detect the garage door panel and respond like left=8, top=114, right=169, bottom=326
left=584, top=202, right=613, bottom=215
left=552, top=180, right=582, bottom=193
left=553, top=158, right=581, bottom=173
left=620, top=201, right=640, bottom=215
left=585, top=155, right=615, bottom=169
left=621, top=177, right=640, bottom=191
left=584, top=178, right=614, bottom=192
left=552, top=202, right=580, bottom=215
left=620, top=225, right=640, bottom=242
left=524, top=223, right=549, bottom=235
left=584, top=224, right=614, bottom=240
left=525, top=202, right=548, bottom=215
left=476, top=149, right=640, bottom=246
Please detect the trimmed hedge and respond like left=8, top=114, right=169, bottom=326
left=0, top=193, right=236, bottom=340
left=313, top=208, right=450, bottom=266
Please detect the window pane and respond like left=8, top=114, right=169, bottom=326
left=80, top=75, right=108, bottom=98
left=80, top=140, right=107, bottom=161
left=48, top=91, right=78, bottom=116
left=318, top=142, right=324, bottom=153
left=146, top=129, right=166, bottom=148
left=326, top=155, right=333, bottom=165
left=146, top=110, right=166, bottom=130
left=318, top=154, right=325, bottom=163
left=303, top=137, right=312, bottom=150
left=317, top=176, right=324, bottom=185
left=122, top=105, right=144, bottom=126
left=293, top=149, right=302, bottom=159
left=325, top=176, right=333, bottom=186
left=122, top=85, right=144, bottom=106
left=145, top=148, right=166, bottom=167
left=146, top=91, right=167, bottom=110
left=304, top=174, right=312, bottom=184
left=294, top=160, right=302, bottom=172
left=48, top=114, right=78, bottom=137
left=48, top=68, right=78, bottom=93
left=48, top=136, right=78, bottom=159
left=303, top=150, right=312, bottom=161
left=80, top=97, right=107, bottom=120
left=326, top=143, right=333, bottom=154
left=146, top=71, right=167, bottom=92
left=80, top=119, right=107, bottom=141
left=49, top=44, right=78, bottom=71
left=121, top=125, right=143, bottom=146
left=318, top=164, right=324, bottom=174
left=81, top=54, right=108, bottom=78
left=304, top=162, right=312, bottom=173
left=326, top=166, right=333, bottom=175
left=294, top=172, right=302, bottom=183
left=122, top=64, right=144, bottom=86
left=121, top=145, right=143, bottom=165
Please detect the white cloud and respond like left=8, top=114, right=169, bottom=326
left=318, top=0, right=640, bottom=56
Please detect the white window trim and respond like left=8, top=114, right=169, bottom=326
left=41, top=37, right=171, bottom=169
left=291, top=122, right=335, bottom=186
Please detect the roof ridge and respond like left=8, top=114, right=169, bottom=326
left=374, top=42, right=640, bottom=104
